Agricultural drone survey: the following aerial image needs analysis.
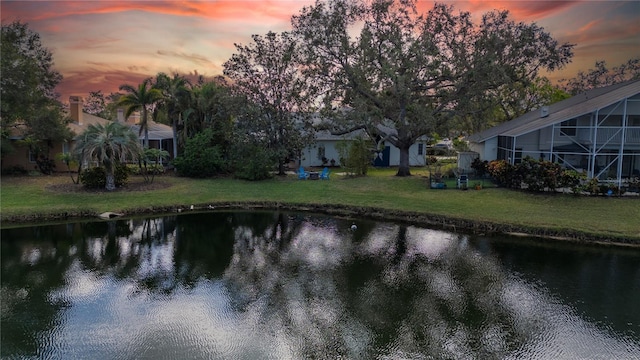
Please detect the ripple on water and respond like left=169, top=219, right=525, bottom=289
left=3, top=215, right=640, bottom=359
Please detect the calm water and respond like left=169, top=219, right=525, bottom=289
left=1, top=211, right=639, bottom=359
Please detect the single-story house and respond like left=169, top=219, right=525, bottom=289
left=1, top=96, right=174, bottom=173
left=300, top=128, right=367, bottom=167
left=300, top=126, right=428, bottom=168
left=467, top=80, right=640, bottom=187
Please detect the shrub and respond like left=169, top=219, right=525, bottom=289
left=489, top=158, right=594, bottom=194
left=426, top=146, right=450, bottom=156
left=80, top=165, right=129, bottom=189
left=1, top=165, right=28, bottom=175
left=126, top=163, right=165, bottom=175
left=471, top=158, right=489, bottom=177
left=487, top=160, right=515, bottom=187
left=558, top=169, right=586, bottom=194
left=35, top=156, right=56, bottom=175
left=581, top=178, right=600, bottom=195
left=519, top=157, right=563, bottom=192
left=452, top=138, right=470, bottom=152
left=626, top=177, right=640, bottom=193
left=598, top=183, right=623, bottom=196
left=172, top=129, right=227, bottom=178
left=231, top=143, right=276, bottom=181
left=426, top=155, right=438, bottom=166
left=336, top=136, right=371, bottom=176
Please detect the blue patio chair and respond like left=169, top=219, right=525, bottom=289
left=320, top=167, right=330, bottom=180
left=298, top=166, right=309, bottom=180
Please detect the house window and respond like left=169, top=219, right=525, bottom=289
left=62, top=142, right=70, bottom=154
left=418, top=143, right=424, bottom=155
left=317, top=145, right=325, bottom=161
left=28, top=149, right=37, bottom=163
left=560, top=119, right=577, bottom=136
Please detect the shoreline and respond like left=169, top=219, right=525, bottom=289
left=2, top=201, right=638, bottom=247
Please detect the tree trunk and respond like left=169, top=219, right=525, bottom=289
left=105, top=169, right=116, bottom=191
left=172, top=115, right=179, bottom=160
left=278, top=159, right=286, bottom=176
left=396, top=144, right=411, bottom=177
left=144, top=128, right=150, bottom=149
left=142, top=108, right=150, bottom=149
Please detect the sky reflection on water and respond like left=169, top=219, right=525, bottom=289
left=1, top=211, right=639, bottom=359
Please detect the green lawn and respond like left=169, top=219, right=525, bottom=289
left=1, top=168, right=639, bottom=241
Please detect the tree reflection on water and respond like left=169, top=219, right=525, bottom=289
left=1, top=211, right=639, bottom=359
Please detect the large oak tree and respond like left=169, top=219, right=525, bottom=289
left=292, top=0, right=574, bottom=176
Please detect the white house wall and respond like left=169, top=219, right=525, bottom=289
left=471, top=137, right=497, bottom=161
left=300, top=141, right=344, bottom=167
left=387, top=141, right=426, bottom=166
left=301, top=139, right=427, bottom=167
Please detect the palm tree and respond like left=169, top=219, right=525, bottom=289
left=118, top=78, right=163, bottom=149
left=154, top=73, right=191, bottom=158
left=75, top=122, right=141, bottom=191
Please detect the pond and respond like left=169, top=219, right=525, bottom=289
left=1, top=211, right=639, bottom=359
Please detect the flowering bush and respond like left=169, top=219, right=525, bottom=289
left=487, top=160, right=514, bottom=187
left=488, top=157, right=586, bottom=194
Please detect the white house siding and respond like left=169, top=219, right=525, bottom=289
left=386, top=140, right=427, bottom=166
left=470, top=137, right=498, bottom=161
left=300, top=138, right=427, bottom=167
left=300, top=141, right=344, bottom=167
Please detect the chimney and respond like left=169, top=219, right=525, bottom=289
left=117, top=108, right=125, bottom=123
left=69, top=96, right=84, bottom=124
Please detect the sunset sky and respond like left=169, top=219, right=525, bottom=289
left=2, top=0, right=639, bottom=102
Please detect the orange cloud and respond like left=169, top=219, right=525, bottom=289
left=563, top=17, right=640, bottom=48
left=56, top=65, right=221, bottom=102
left=58, top=66, right=151, bottom=100
left=3, top=1, right=311, bottom=23
left=156, top=50, right=214, bottom=67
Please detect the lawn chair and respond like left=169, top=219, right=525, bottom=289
left=457, top=174, right=468, bottom=189
left=320, top=167, right=330, bottom=180
left=298, top=166, right=309, bottom=180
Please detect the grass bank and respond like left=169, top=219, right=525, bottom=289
left=1, top=168, right=638, bottom=243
